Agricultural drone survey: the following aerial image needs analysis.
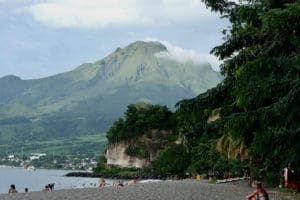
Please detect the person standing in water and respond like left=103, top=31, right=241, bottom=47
left=99, top=177, right=106, bottom=187
left=8, top=184, right=18, bottom=194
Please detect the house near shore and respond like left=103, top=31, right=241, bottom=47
left=29, top=153, right=47, bottom=160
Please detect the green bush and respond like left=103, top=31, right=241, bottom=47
left=100, top=167, right=139, bottom=176
left=125, top=142, right=149, bottom=159
left=93, top=155, right=107, bottom=174
left=162, top=134, right=178, bottom=142
left=151, top=144, right=190, bottom=174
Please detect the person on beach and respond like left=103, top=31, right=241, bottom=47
left=283, top=163, right=292, bottom=188
left=48, top=183, right=55, bottom=190
left=283, top=163, right=298, bottom=190
left=246, top=181, right=269, bottom=200
left=99, top=177, right=106, bottom=187
left=8, top=184, right=18, bottom=193
left=25, top=188, right=28, bottom=192
left=113, top=180, right=124, bottom=187
left=127, top=179, right=137, bottom=185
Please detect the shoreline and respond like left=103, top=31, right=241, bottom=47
left=65, top=171, right=190, bottom=181
left=0, top=180, right=294, bottom=200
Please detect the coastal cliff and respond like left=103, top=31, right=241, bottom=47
left=105, top=129, right=180, bottom=168
left=105, top=141, right=148, bottom=168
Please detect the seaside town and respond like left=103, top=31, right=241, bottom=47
left=0, top=153, right=97, bottom=171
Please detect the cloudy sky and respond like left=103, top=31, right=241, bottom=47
left=0, top=0, right=228, bottom=79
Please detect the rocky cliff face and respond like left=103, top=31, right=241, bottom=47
left=105, top=129, right=178, bottom=168
left=105, top=141, right=149, bottom=168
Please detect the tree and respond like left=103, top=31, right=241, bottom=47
left=216, top=134, right=248, bottom=161
left=177, top=0, right=300, bottom=186
left=93, top=155, right=107, bottom=174
left=152, top=144, right=190, bottom=174
left=106, top=103, right=175, bottom=142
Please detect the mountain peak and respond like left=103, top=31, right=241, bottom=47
left=124, top=41, right=167, bottom=54
left=113, top=41, right=167, bottom=54
left=0, top=75, right=21, bottom=82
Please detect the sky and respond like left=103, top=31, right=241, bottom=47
left=0, top=0, right=229, bottom=80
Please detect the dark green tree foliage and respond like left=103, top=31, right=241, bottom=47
left=187, top=138, right=219, bottom=173
left=177, top=0, right=300, bottom=185
left=106, top=103, right=175, bottom=142
left=152, top=144, right=190, bottom=174
left=125, top=142, right=149, bottom=159
left=93, top=155, right=107, bottom=174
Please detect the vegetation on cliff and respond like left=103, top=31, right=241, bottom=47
left=106, top=102, right=176, bottom=143
left=99, top=103, right=188, bottom=175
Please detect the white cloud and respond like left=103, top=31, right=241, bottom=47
left=144, top=38, right=221, bottom=71
left=18, top=0, right=217, bottom=28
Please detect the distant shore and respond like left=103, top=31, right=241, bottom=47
left=0, top=179, right=293, bottom=200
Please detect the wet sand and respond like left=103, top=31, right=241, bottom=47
left=0, top=180, right=295, bottom=200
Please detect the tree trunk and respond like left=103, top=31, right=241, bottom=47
left=249, top=157, right=254, bottom=186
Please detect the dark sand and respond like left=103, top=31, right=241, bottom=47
left=0, top=180, right=296, bottom=200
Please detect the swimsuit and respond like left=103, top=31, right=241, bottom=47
left=256, top=194, right=266, bottom=200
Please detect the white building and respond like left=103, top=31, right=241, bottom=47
left=29, top=153, right=47, bottom=160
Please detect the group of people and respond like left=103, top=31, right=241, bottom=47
left=8, top=178, right=135, bottom=194
left=8, top=185, right=29, bottom=193
left=8, top=183, right=54, bottom=194
left=245, top=162, right=299, bottom=200
left=98, top=177, right=137, bottom=188
left=7, top=169, right=296, bottom=199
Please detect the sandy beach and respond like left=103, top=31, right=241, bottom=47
left=0, top=180, right=296, bottom=200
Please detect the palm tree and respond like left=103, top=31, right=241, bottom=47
left=216, top=134, right=248, bottom=160
left=216, top=133, right=253, bottom=184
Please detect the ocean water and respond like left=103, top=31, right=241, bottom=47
left=0, top=167, right=114, bottom=194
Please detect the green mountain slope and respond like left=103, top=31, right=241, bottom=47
left=0, top=41, right=222, bottom=155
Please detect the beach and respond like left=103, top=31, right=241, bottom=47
left=0, top=180, right=295, bottom=200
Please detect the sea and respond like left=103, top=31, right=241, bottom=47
left=0, top=167, right=114, bottom=194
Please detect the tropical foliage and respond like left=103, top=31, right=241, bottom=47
left=151, top=144, right=190, bottom=174
left=106, top=103, right=176, bottom=142
left=93, top=155, right=107, bottom=174
left=176, top=0, right=300, bottom=185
